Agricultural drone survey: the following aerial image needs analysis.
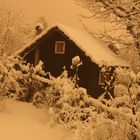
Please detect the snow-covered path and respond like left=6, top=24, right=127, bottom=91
left=0, top=99, right=68, bottom=140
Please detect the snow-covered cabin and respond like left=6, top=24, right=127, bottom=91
left=15, top=23, right=129, bottom=98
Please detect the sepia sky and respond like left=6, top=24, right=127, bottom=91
left=18, top=0, right=82, bottom=27
left=2, top=0, right=104, bottom=31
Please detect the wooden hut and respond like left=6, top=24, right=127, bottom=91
left=15, top=24, right=129, bottom=98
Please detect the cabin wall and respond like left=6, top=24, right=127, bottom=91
left=24, top=30, right=103, bottom=98
left=24, top=49, right=35, bottom=65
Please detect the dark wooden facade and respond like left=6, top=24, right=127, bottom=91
left=20, top=27, right=107, bottom=98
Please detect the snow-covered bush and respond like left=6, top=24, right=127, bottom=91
left=15, top=61, right=46, bottom=101
left=71, top=55, right=82, bottom=83
left=0, top=54, right=46, bottom=102
left=33, top=70, right=93, bottom=128
left=114, top=84, right=129, bottom=97
left=31, top=68, right=140, bottom=140
left=0, top=53, right=139, bottom=139
left=115, top=67, right=135, bottom=87
left=99, top=66, right=139, bottom=101
left=112, top=67, right=140, bottom=110
left=81, top=116, right=139, bottom=140
left=33, top=90, right=47, bottom=108
left=137, top=72, right=140, bottom=85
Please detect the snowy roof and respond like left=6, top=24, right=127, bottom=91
left=15, top=23, right=130, bottom=67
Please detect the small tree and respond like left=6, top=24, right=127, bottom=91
left=0, top=0, right=33, bottom=54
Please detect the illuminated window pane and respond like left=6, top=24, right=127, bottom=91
left=55, top=41, right=65, bottom=54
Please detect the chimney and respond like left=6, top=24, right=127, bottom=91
left=35, top=22, right=44, bottom=35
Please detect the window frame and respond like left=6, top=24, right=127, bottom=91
left=99, top=71, right=106, bottom=85
left=55, top=41, right=65, bottom=54
left=99, top=71, right=111, bottom=85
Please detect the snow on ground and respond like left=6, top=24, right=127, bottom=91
left=0, top=99, right=70, bottom=140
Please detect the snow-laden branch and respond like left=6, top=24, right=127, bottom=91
left=90, top=97, right=140, bottom=129
left=32, top=74, right=52, bottom=85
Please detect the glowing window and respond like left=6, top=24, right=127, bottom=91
left=55, top=41, right=65, bottom=54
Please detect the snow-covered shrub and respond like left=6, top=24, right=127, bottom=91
left=98, top=66, right=139, bottom=101
left=33, top=70, right=96, bottom=128
left=33, top=90, right=47, bottom=108
left=26, top=65, right=140, bottom=140
left=114, top=84, right=129, bottom=97
left=55, top=90, right=94, bottom=129
left=115, top=67, right=132, bottom=87
left=0, top=54, right=47, bottom=102
left=31, top=69, right=140, bottom=140
left=71, top=56, right=82, bottom=69
left=0, top=54, right=19, bottom=98
left=110, top=95, right=132, bottom=108
left=137, top=72, right=140, bottom=85
left=71, top=55, right=82, bottom=83
left=81, top=115, right=139, bottom=140
left=0, top=54, right=138, bottom=139
left=100, top=67, right=140, bottom=122
left=15, top=61, right=46, bottom=101
left=113, top=67, right=140, bottom=108
left=114, top=67, right=139, bottom=98
left=14, top=60, right=48, bottom=102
